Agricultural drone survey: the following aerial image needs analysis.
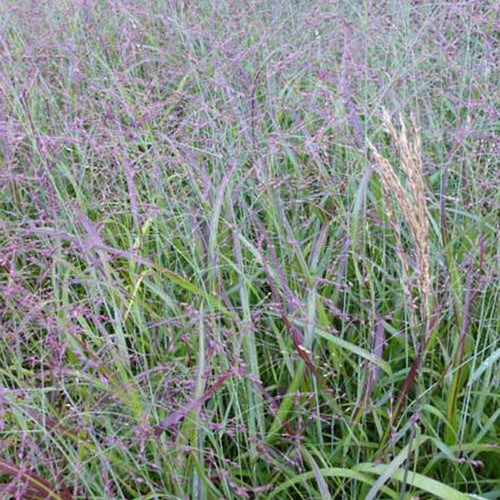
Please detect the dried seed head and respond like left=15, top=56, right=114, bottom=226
left=369, top=111, right=431, bottom=325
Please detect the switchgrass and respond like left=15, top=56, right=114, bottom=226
left=0, top=0, right=498, bottom=498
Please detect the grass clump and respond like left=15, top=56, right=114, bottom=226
left=0, top=0, right=498, bottom=498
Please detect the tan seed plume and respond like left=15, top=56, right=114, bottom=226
left=368, top=111, right=430, bottom=327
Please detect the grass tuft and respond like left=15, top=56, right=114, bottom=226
left=0, top=0, right=498, bottom=498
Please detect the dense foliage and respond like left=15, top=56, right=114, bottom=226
left=0, top=1, right=498, bottom=498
